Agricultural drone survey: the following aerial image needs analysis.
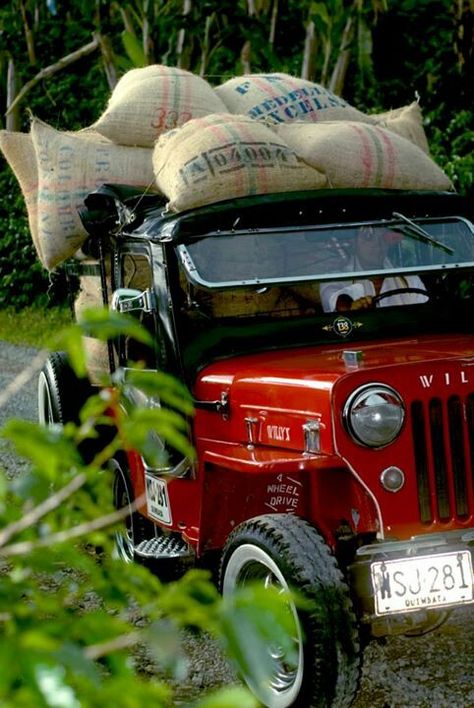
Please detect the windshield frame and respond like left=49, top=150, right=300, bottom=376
left=176, top=216, right=474, bottom=289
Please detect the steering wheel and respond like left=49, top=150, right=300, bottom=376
left=372, top=287, right=428, bottom=305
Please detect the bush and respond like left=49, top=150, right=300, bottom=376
left=0, top=311, right=293, bottom=706
left=0, top=171, right=70, bottom=309
left=428, top=110, right=474, bottom=197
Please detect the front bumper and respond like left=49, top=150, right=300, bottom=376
left=348, top=528, right=474, bottom=633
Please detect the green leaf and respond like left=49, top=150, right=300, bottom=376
left=194, top=686, right=259, bottom=708
left=121, top=369, right=195, bottom=416
left=156, top=570, right=221, bottom=631
left=121, top=30, right=147, bottom=67
left=1, top=420, right=81, bottom=477
left=122, top=408, right=195, bottom=462
left=54, top=326, right=88, bottom=378
left=357, top=17, right=373, bottom=74
left=310, top=2, right=331, bottom=25
left=35, top=664, right=80, bottom=708
left=77, top=308, right=154, bottom=346
left=78, top=391, right=117, bottom=431
left=219, top=583, right=302, bottom=706
left=53, top=643, right=102, bottom=686
left=143, top=618, right=189, bottom=681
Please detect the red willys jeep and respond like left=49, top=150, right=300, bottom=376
left=39, top=186, right=474, bottom=707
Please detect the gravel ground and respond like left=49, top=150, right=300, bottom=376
left=1, top=339, right=474, bottom=707
left=0, top=340, right=43, bottom=478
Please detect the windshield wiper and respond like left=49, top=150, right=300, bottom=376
left=392, top=211, right=454, bottom=255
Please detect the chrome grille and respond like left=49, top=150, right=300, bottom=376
left=411, top=394, right=474, bottom=523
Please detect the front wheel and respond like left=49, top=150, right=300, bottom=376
left=220, top=514, right=361, bottom=708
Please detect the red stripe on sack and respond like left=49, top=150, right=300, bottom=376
left=374, top=126, right=396, bottom=188
left=152, top=68, right=172, bottom=136
left=349, top=123, right=374, bottom=187
left=238, top=120, right=270, bottom=195
left=253, top=75, right=284, bottom=99
left=205, top=119, right=247, bottom=194
left=179, top=72, right=193, bottom=125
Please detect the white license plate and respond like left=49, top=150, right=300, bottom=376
left=145, top=474, right=172, bottom=525
left=371, top=551, right=474, bottom=616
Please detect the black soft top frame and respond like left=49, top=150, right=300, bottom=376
left=79, top=184, right=468, bottom=247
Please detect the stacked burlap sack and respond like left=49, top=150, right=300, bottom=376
left=0, top=66, right=453, bottom=378
left=0, top=66, right=230, bottom=270
left=0, top=66, right=452, bottom=269
left=150, top=73, right=451, bottom=211
left=0, top=120, right=155, bottom=270
left=0, top=65, right=231, bottom=380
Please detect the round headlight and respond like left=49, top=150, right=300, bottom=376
left=343, top=384, right=405, bottom=448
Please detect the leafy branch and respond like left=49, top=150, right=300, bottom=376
left=0, top=310, right=291, bottom=706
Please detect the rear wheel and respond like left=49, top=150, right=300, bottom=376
left=38, top=351, right=114, bottom=463
left=110, top=456, right=149, bottom=563
left=220, top=514, right=361, bottom=708
left=38, top=351, right=92, bottom=426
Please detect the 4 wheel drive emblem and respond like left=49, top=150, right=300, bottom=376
left=323, top=316, right=363, bottom=338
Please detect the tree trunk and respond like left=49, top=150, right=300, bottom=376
left=116, top=4, right=135, bottom=36
left=199, top=14, right=214, bottom=77
left=6, top=59, right=20, bottom=131
left=241, top=40, right=252, bottom=74
left=269, top=0, right=279, bottom=46
left=301, top=20, right=316, bottom=80
left=20, top=0, right=36, bottom=65
left=96, top=33, right=118, bottom=89
left=328, top=15, right=355, bottom=95
left=176, top=0, right=192, bottom=69
left=142, top=0, right=154, bottom=64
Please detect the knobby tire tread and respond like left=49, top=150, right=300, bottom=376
left=221, top=514, right=361, bottom=708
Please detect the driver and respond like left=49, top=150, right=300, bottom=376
left=320, top=225, right=428, bottom=312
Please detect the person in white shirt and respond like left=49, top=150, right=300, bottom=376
left=320, top=225, right=428, bottom=313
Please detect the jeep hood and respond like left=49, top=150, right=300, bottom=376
left=193, top=333, right=474, bottom=454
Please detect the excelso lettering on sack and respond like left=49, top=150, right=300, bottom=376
left=233, top=83, right=350, bottom=123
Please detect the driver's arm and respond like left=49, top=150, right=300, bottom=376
left=336, top=293, right=374, bottom=311
left=320, top=280, right=374, bottom=312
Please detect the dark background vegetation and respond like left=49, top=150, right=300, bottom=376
left=0, top=0, right=472, bottom=309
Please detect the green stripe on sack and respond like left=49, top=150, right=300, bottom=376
left=220, top=120, right=258, bottom=195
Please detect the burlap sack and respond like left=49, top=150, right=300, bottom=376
left=32, top=118, right=155, bottom=270
left=153, top=113, right=326, bottom=212
left=93, top=64, right=228, bottom=147
left=215, top=73, right=375, bottom=125
left=373, top=102, right=430, bottom=154
left=74, top=262, right=112, bottom=383
left=0, top=130, right=42, bottom=262
left=206, top=287, right=317, bottom=318
left=79, top=336, right=111, bottom=384
left=275, top=122, right=452, bottom=190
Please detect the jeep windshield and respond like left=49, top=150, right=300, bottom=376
left=177, top=216, right=474, bottom=289
left=174, top=214, right=474, bottom=371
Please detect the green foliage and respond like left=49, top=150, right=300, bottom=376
left=0, top=170, right=70, bottom=309
left=428, top=110, right=474, bottom=198
left=55, top=307, right=155, bottom=378
left=0, top=311, right=291, bottom=705
left=0, top=0, right=472, bottom=307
